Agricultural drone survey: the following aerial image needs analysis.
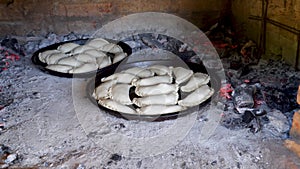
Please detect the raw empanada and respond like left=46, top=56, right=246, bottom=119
left=133, top=92, right=178, bottom=107
left=99, top=43, right=123, bottom=53
left=178, top=84, right=214, bottom=107
left=172, top=67, right=193, bottom=84
left=113, top=52, right=127, bottom=63
left=71, top=45, right=95, bottom=54
left=73, top=53, right=97, bottom=63
left=132, top=75, right=172, bottom=86
left=38, top=50, right=61, bottom=63
left=147, top=65, right=172, bottom=76
left=69, top=63, right=98, bottom=73
left=57, top=43, right=80, bottom=53
left=98, top=99, right=137, bottom=114
left=122, top=67, right=154, bottom=78
left=181, top=72, right=210, bottom=92
left=46, top=53, right=68, bottom=64
left=135, top=83, right=178, bottom=96
left=108, top=84, right=132, bottom=105
left=84, top=49, right=107, bottom=58
left=136, top=105, right=186, bottom=115
left=93, top=80, right=117, bottom=99
left=46, top=64, right=73, bottom=73
left=57, top=56, right=83, bottom=67
left=97, top=56, right=112, bottom=69
left=101, top=72, right=137, bottom=84
left=86, top=38, right=110, bottom=48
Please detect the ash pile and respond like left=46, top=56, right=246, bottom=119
left=207, top=21, right=300, bottom=138
left=0, top=32, right=89, bottom=109
left=0, top=32, right=89, bottom=168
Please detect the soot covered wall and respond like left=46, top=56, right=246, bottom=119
left=0, top=0, right=229, bottom=36
left=232, top=0, right=300, bottom=69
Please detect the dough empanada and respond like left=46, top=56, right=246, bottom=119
left=86, top=38, right=110, bottom=48
left=147, top=65, right=172, bottom=76
left=93, top=80, right=117, bottom=99
left=69, top=63, right=98, bottom=73
left=57, top=56, right=83, bottom=67
left=172, top=67, right=193, bottom=84
left=180, top=72, right=210, bottom=92
left=98, top=99, right=137, bottom=114
left=71, top=45, right=95, bottom=54
left=99, top=43, right=123, bottom=53
left=84, top=49, right=107, bottom=58
left=108, top=84, right=132, bottom=105
left=46, top=64, right=73, bottom=73
left=101, top=72, right=137, bottom=84
left=38, top=50, right=61, bottom=63
left=57, top=43, right=80, bottom=53
left=122, top=67, right=154, bottom=78
left=178, top=84, right=214, bottom=107
left=136, top=105, right=186, bottom=115
left=132, top=75, right=172, bottom=86
left=113, top=52, right=127, bottom=63
left=133, top=92, right=178, bottom=107
left=135, top=83, right=178, bottom=96
left=97, top=56, right=112, bottom=69
left=46, top=53, right=68, bottom=64
left=73, top=53, right=97, bottom=63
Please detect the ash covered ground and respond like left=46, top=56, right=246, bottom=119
left=0, top=31, right=299, bottom=168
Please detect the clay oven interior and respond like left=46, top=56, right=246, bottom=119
left=1, top=0, right=300, bottom=168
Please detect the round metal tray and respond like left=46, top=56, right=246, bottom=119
left=86, top=60, right=219, bottom=121
left=31, top=39, right=132, bottom=78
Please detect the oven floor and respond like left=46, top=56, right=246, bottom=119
left=0, top=56, right=299, bottom=168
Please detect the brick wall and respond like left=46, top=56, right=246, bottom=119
left=0, top=0, right=229, bottom=37
left=231, top=0, right=300, bottom=69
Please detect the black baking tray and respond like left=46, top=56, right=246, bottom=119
left=31, top=39, right=132, bottom=78
left=86, top=60, right=220, bottom=122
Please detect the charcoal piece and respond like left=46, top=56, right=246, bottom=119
left=242, top=110, right=255, bottom=123
left=1, top=38, right=24, bottom=55
left=248, top=118, right=261, bottom=133
left=253, top=108, right=267, bottom=116
left=239, top=66, right=252, bottom=77
left=141, top=34, right=162, bottom=48
left=264, top=89, right=293, bottom=113
left=0, top=144, right=11, bottom=155
left=110, top=154, right=122, bottom=161
left=233, top=84, right=255, bottom=113
left=1, top=38, right=18, bottom=51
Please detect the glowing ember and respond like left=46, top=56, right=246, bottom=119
left=0, top=47, right=21, bottom=72
left=220, top=83, right=233, bottom=99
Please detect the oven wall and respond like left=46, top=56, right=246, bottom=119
left=0, top=0, right=229, bottom=36
left=232, top=0, right=300, bottom=69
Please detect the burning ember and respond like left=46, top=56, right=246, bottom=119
left=220, top=83, right=233, bottom=99
left=0, top=38, right=22, bottom=72
left=206, top=21, right=300, bottom=136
